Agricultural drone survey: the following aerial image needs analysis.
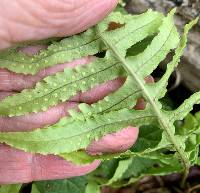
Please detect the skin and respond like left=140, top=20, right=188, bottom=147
left=0, top=0, right=142, bottom=184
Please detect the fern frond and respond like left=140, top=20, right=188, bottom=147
left=0, top=10, right=198, bottom=186
left=0, top=109, right=156, bottom=154
left=99, top=9, right=198, bottom=183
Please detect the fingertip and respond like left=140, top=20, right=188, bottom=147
left=32, top=154, right=100, bottom=181
left=0, top=145, right=100, bottom=184
left=145, top=75, right=154, bottom=84
left=134, top=98, right=146, bottom=110
left=0, top=0, right=118, bottom=50
left=18, top=45, right=48, bottom=56
left=108, top=0, right=119, bottom=9
left=78, top=77, right=125, bottom=104
left=86, top=127, right=139, bottom=155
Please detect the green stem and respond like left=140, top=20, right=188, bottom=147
left=99, top=30, right=190, bottom=186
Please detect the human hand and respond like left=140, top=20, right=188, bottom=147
left=0, top=0, right=140, bottom=184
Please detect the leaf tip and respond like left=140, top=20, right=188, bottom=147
left=170, top=8, right=177, bottom=15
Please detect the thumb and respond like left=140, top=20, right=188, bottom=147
left=0, top=0, right=118, bottom=49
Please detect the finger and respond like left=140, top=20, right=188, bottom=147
left=144, top=75, right=154, bottom=83
left=134, top=98, right=146, bottom=110
left=0, top=101, right=78, bottom=132
left=0, top=56, right=95, bottom=91
left=0, top=77, right=124, bottom=132
left=134, top=75, right=154, bottom=110
left=0, top=90, right=79, bottom=132
left=0, top=45, right=122, bottom=93
left=0, top=76, right=124, bottom=132
left=72, top=77, right=125, bottom=104
left=0, top=144, right=100, bottom=184
left=18, top=45, right=48, bottom=56
left=87, top=127, right=139, bottom=155
left=0, top=0, right=118, bottom=49
left=0, top=92, right=14, bottom=101
left=0, top=73, right=151, bottom=131
left=0, top=67, right=125, bottom=103
left=0, top=45, right=125, bottom=106
left=0, top=128, right=138, bottom=184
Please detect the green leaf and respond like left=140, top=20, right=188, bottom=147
left=92, top=153, right=182, bottom=187
left=195, top=111, right=200, bottom=123
left=35, top=177, right=87, bottom=193
left=31, top=184, right=41, bottom=193
left=106, top=157, right=137, bottom=185
left=126, top=36, right=154, bottom=57
left=132, top=125, right=163, bottom=152
left=0, top=184, right=21, bottom=193
left=176, top=114, right=198, bottom=136
left=196, top=157, right=200, bottom=165
left=85, top=181, right=100, bottom=193
left=122, top=162, right=182, bottom=188
left=120, top=157, right=156, bottom=180
left=185, top=134, right=199, bottom=163
left=94, top=160, right=120, bottom=179
left=60, top=151, right=96, bottom=165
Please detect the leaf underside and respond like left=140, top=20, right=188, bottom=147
left=0, top=9, right=199, bottom=187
